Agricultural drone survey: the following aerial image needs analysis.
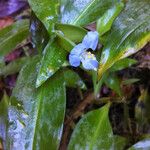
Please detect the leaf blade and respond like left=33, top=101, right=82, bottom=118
left=28, top=0, right=59, bottom=34
left=7, top=56, right=66, bottom=150
left=68, top=104, right=114, bottom=150
left=97, top=2, right=124, bottom=36
left=98, top=0, right=150, bottom=79
left=61, top=0, right=124, bottom=26
left=0, top=93, right=9, bottom=150
left=0, top=20, right=29, bottom=57
left=36, top=41, right=67, bottom=87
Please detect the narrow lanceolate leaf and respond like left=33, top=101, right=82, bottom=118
left=61, top=0, right=124, bottom=26
left=0, top=20, right=29, bottom=57
left=28, top=0, right=59, bottom=34
left=36, top=41, right=67, bottom=87
left=30, top=12, right=49, bottom=54
left=0, top=93, right=9, bottom=150
left=7, top=56, right=66, bottom=150
left=98, top=0, right=150, bottom=79
left=68, top=104, right=114, bottom=150
left=97, top=2, right=124, bottom=36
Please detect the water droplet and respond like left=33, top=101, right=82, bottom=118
left=46, top=16, right=54, bottom=20
left=9, top=120, right=17, bottom=130
left=101, top=48, right=110, bottom=64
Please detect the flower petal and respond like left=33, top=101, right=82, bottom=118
left=69, top=54, right=81, bottom=67
left=82, top=31, right=99, bottom=50
left=80, top=51, right=99, bottom=70
left=70, top=43, right=86, bottom=56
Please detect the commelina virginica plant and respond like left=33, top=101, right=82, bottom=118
left=0, top=0, right=150, bottom=150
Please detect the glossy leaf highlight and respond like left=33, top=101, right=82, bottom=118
left=36, top=41, right=67, bottom=87
left=30, top=12, right=49, bottom=54
left=7, top=56, right=66, bottom=150
left=97, top=2, right=124, bottom=36
left=0, top=20, right=29, bottom=58
left=68, top=103, right=114, bottom=150
left=61, top=0, right=124, bottom=26
left=98, top=0, right=150, bottom=79
left=28, top=0, right=59, bottom=34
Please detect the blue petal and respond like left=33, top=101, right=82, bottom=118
left=70, top=43, right=86, bottom=56
left=82, top=31, right=99, bottom=50
left=80, top=52, right=99, bottom=70
left=69, top=54, right=81, bottom=67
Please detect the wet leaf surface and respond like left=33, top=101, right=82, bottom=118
left=97, top=2, right=124, bottom=36
left=68, top=104, right=114, bottom=150
left=30, top=12, right=49, bottom=54
left=28, top=0, right=59, bottom=34
left=61, top=0, right=124, bottom=26
left=98, top=0, right=150, bottom=79
left=0, top=19, right=29, bottom=58
left=36, top=41, right=67, bottom=87
left=7, top=56, right=66, bottom=150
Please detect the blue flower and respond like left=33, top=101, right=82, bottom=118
left=69, top=31, right=99, bottom=71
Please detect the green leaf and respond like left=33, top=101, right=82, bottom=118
left=114, top=135, right=127, bottom=150
left=122, top=78, right=140, bottom=85
left=110, top=58, right=137, bottom=72
left=62, top=69, right=86, bottom=89
left=55, top=23, right=87, bottom=43
left=0, top=93, right=9, bottom=150
left=7, top=56, right=66, bottom=150
left=0, top=57, right=5, bottom=69
left=28, top=0, right=59, bottom=34
left=98, top=0, right=150, bottom=79
left=68, top=103, right=114, bottom=150
left=128, top=138, right=150, bottom=150
left=0, top=57, right=30, bottom=76
left=97, top=2, right=124, bottom=36
left=61, top=0, right=124, bottom=26
left=104, top=73, right=122, bottom=96
left=135, top=88, right=150, bottom=127
left=36, top=41, right=67, bottom=87
left=30, top=12, right=49, bottom=54
left=0, top=20, right=29, bottom=58
left=55, top=31, right=75, bottom=52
